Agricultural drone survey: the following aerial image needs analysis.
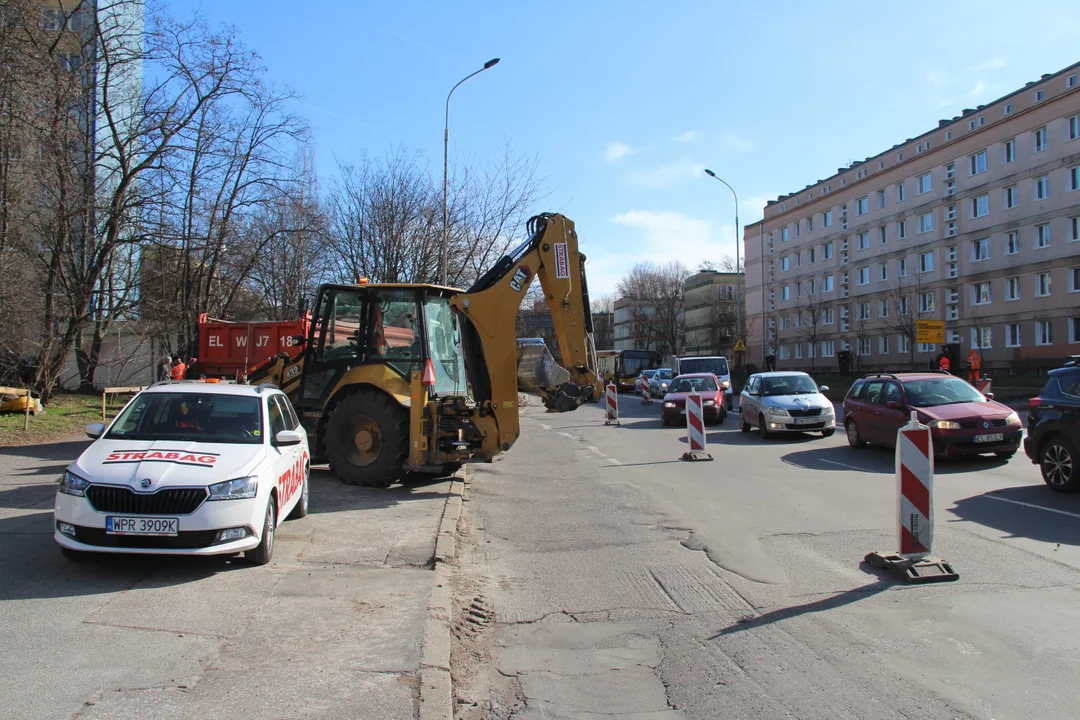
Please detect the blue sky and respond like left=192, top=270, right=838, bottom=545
left=167, top=1, right=1079, bottom=295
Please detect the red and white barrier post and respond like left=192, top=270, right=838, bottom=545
left=681, top=392, right=713, bottom=462
left=865, top=411, right=958, bottom=583
left=605, top=383, right=620, bottom=426
left=976, top=377, right=992, bottom=395
left=641, top=383, right=652, bottom=405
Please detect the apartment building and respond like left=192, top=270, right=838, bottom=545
left=745, top=62, right=1080, bottom=373
left=682, top=270, right=744, bottom=355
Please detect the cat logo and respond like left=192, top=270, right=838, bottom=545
left=509, top=266, right=531, bottom=293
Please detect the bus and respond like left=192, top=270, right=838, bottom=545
left=595, top=349, right=661, bottom=393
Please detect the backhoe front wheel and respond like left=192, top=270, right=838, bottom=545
left=325, top=390, right=409, bottom=488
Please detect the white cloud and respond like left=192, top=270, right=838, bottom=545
left=605, top=141, right=640, bottom=162
left=672, top=130, right=699, bottom=143
left=623, top=156, right=705, bottom=189
left=926, top=67, right=947, bottom=90
left=719, top=132, right=755, bottom=153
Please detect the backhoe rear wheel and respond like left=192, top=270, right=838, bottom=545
left=325, top=390, right=409, bottom=488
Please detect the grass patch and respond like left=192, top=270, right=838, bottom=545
left=0, top=392, right=124, bottom=447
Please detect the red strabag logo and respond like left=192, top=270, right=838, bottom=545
left=103, top=450, right=219, bottom=467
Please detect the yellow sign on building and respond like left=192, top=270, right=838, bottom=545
left=916, top=320, right=945, bottom=344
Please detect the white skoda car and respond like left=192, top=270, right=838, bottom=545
left=54, top=382, right=309, bottom=565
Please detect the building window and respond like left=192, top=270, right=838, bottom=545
left=1004, top=138, right=1016, bottom=163
left=1071, top=75, right=1079, bottom=88
left=947, top=262, right=958, bottom=279
left=824, top=242, right=834, bottom=259
left=856, top=196, right=868, bottom=215
left=878, top=299, right=889, bottom=318
left=1035, top=320, right=1053, bottom=346
left=40, top=7, right=62, bottom=30
left=823, top=275, right=834, bottom=292
left=856, top=232, right=869, bottom=250
left=918, top=343, right=936, bottom=355
left=1070, top=116, right=1079, bottom=141
left=878, top=227, right=887, bottom=245
left=1036, top=271, right=1052, bottom=297
left=877, top=189, right=886, bottom=208
left=947, top=131, right=953, bottom=140
left=823, top=210, right=833, bottom=227
left=780, top=315, right=789, bottom=331
left=898, top=335, right=910, bottom=354
left=808, top=216, right=814, bottom=232
left=858, top=338, right=872, bottom=356
left=821, top=340, right=835, bottom=356
left=1004, top=103, right=1013, bottom=116
left=898, top=296, right=909, bottom=315
left=971, top=195, right=989, bottom=218
left=857, top=302, right=871, bottom=320
left=898, top=219, right=907, bottom=239
left=778, top=345, right=790, bottom=360
left=1005, top=185, right=1018, bottom=209
left=1037, top=224, right=1051, bottom=248
left=1073, top=217, right=1079, bottom=241
left=969, top=150, right=987, bottom=175
left=781, top=227, right=789, bottom=242
left=919, top=251, right=934, bottom=273
left=1069, top=266, right=1080, bottom=293
left=972, top=281, right=992, bottom=305
left=879, top=263, right=888, bottom=281
left=1006, top=323, right=1021, bottom=348
left=781, top=286, right=790, bottom=300
left=879, top=336, right=890, bottom=354
left=1034, top=126, right=1048, bottom=153
left=1035, top=175, right=1050, bottom=200
left=918, top=212, right=933, bottom=234
left=917, top=173, right=932, bottom=194
left=857, top=266, right=870, bottom=285
left=809, top=247, right=816, bottom=264
left=947, top=245, right=958, bottom=262
left=781, top=257, right=789, bottom=271
left=1070, top=167, right=1079, bottom=192
left=898, top=257, right=908, bottom=277
left=1035, top=89, right=1045, bottom=102
left=919, top=292, right=935, bottom=313
left=973, top=237, right=990, bottom=261
left=823, top=308, right=835, bottom=325
left=1007, top=231, right=1019, bottom=254
left=896, top=182, right=906, bottom=202
left=897, top=152, right=903, bottom=162
left=795, top=252, right=802, bottom=268
left=972, top=327, right=992, bottom=350
left=794, top=343, right=803, bottom=360
left=1006, top=276, right=1020, bottom=301
left=795, top=221, right=801, bottom=238
left=1072, top=318, right=1080, bottom=345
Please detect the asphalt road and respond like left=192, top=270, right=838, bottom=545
left=452, top=394, right=1080, bottom=719
left=0, top=440, right=451, bottom=720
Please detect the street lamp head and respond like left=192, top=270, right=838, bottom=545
left=704, top=168, right=716, bottom=178
left=484, top=58, right=500, bottom=69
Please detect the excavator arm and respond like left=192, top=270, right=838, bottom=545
left=449, top=213, right=602, bottom=452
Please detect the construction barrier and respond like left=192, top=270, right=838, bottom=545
left=976, top=378, right=992, bottom=394
left=681, top=392, right=713, bottom=462
left=865, top=411, right=957, bottom=583
left=641, top=384, right=652, bottom=405
left=605, top=383, right=620, bottom=426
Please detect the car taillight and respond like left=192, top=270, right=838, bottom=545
left=1027, top=397, right=1042, bottom=410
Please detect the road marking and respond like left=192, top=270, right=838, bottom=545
left=540, top=423, right=551, bottom=430
left=821, top=459, right=874, bottom=472
left=557, top=431, right=575, bottom=440
left=984, top=494, right=1080, bottom=520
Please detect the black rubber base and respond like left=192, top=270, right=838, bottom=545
left=681, top=451, right=714, bottom=462
left=865, top=552, right=959, bottom=584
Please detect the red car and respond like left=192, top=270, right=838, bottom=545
left=842, top=372, right=1022, bottom=458
left=661, top=373, right=727, bottom=426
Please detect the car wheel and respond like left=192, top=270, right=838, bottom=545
left=325, top=390, right=408, bottom=488
left=845, top=419, right=866, bottom=448
left=287, top=462, right=309, bottom=520
left=759, top=414, right=770, bottom=440
left=1040, top=435, right=1078, bottom=492
left=246, top=497, right=277, bottom=565
left=60, top=547, right=88, bottom=563
left=822, top=428, right=835, bottom=438
left=740, top=412, right=751, bottom=432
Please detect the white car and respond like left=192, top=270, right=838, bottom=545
left=54, top=382, right=309, bottom=565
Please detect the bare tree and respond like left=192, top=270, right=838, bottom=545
left=795, top=284, right=828, bottom=372
left=616, top=261, right=691, bottom=356
left=589, top=293, right=616, bottom=350
left=880, top=274, right=932, bottom=370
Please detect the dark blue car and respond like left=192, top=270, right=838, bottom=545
left=1024, top=361, right=1080, bottom=492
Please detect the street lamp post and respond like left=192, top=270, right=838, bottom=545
left=703, top=169, right=741, bottom=343
left=441, top=58, right=500, bottom=286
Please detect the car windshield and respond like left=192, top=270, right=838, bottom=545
left=656, top=369, right=672, bottom=380
left=642, top=370, right=656, bottom=379
left=106, top=392, right=264, bottom=444
left=679, top=357, right=729, bottom=377
left=903, top=377, right=986, bottom=407
left=671, top=376, right=718, bottom=393
left=761, top=375, right=819, bottom=396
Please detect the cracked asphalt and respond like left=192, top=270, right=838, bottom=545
left=0, top=440, right=452, bottom=720
left=450, top=396, right=1080, bottom=719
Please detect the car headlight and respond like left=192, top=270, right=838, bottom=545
left=703, top=400, right=716, bottom=406
left=59, top=471, right=90, bottom=497
left=928, top=419, right=960, bottom=430
left=821, top=405, right=835, bottom=416
left=663, top=402, right=676, bottom=408
left=208, top=476, right=258, bottom=501
left=720, top=380, right=730, bottom=389
left=661, top=382, right=669, bottom=389
left=1005, top=412, right=1021, bottom=426
left=765, top=406, right=790, bottom=417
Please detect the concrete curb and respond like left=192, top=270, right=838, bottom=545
left=419, top=471, right=465, bottom=720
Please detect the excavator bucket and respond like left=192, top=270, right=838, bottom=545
left=516, top=341, right=570, bottom=393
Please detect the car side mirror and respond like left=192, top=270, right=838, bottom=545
left=984, top=392, right=994, bottom=401
left=85, top=423, right=105, bottom=440
left=273, top=429, right=304, bottom=447
left=818, top=385, right=830, bottom=392
left=885, top=400, right=903, bottom=410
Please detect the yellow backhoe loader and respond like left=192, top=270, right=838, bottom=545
left=250, top=213, right=602, bottom=487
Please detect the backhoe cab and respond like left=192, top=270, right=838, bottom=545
left=254, top=213, right=601, bottom=487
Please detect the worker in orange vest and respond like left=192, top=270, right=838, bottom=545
left=170, top=357, right=187, bottom=381
left=967, top=349, right=981, bottom=384
left=939, top=354, right=951, bottom=373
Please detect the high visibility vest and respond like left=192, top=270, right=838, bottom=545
left=171, top=363, right=186, bottom=380
left=968, top=352, right=981, bottom=369
left=940, top=357, right=951, bottom=371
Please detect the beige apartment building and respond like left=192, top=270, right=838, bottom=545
left=745, top=62, right=1080, bottom=374
left=682, top=270, right=744, bottom=355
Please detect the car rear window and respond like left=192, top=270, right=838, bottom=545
left=678, top=357, right=730, bottom=377
left=1058, top=372, right=1080, bottom=397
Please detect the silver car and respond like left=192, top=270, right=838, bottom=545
left=739, top=372, right=835, bottom=438
left=648, top=368, right=673, bottom=398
